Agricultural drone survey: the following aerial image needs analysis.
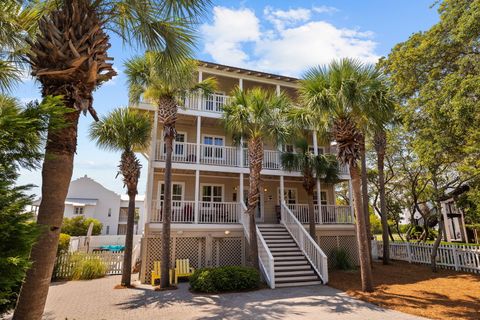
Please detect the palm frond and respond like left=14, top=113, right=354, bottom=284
left=89, top=107, right=151, bottom=153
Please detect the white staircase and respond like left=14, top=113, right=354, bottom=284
left=258, top=225, right=323, bottom=287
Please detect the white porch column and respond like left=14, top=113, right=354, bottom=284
left=196, top=116, right=201, bottom=164
left=313, top=130, right=322, bottom=224
left=198, top=71, right=203, bottom=82
left=194, top=170, right=200, bottom=224
left=239, top=137, right=244, bottom=168
left=280, top=175, right=285, bottom=203
left=239, top=173, right=244, bottom=204
left=145, top=109, right=159, bottom=223
left=239, top=78, right=243, bottom=90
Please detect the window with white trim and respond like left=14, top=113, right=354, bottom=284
left=282, top=144, right=294, bottom=153
left=202, top=185, right=223, bottom=203
left=278, top=188, right=297, bottom=205
left=308, top=146, right=325, bottom=155
left=203, top=135, right=224, bottom=159
left=313, top=190, right=328, bottom=205
left=159, top=183, right=184, bottom=206
left=74, top=206, right=84, bottom=215
left=163, top=132, right=186, bottom=156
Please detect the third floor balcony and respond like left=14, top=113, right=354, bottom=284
left=154, top=141, right=350, bottom=176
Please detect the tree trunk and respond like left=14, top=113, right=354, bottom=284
left=246, top=138, right=263, bottom=270
left=121, top=189, right=137, bottom=286
left=375, top=131, right=389, bottom=264
left=360, top=136, right=373, bottom=263
left=307, top=190, right=316, bottom=239
left=431, top=215, right=445, bottom=272
left=14, top=110, right=80, bottom=320
left=160, top=132, right=174, bottom=288
left=350, top=164, right=374, bottom=292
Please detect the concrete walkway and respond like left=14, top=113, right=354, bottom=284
left=43, top=275, right=426, bottom=320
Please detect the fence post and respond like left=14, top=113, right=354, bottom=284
left=452, top=246, right=459, bottom=271
left=406, top=242, right=412, bottom=263
left=371, top=240, right=378, bottom=260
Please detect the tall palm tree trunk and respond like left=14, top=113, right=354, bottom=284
left=161, top=132, right=174, bottom=287
left=121, top=189, right=137, bottom=286
left=14, top=110, right=80, bottom=320
left=119, top=150, right=140, bottom=286
left=360, top=136, right=373, bottom=262
left=247, top=138, right=263, bottom=270
left=374, top=130, right=389, bottom=264
left=350, top=164, right=374, bottom=292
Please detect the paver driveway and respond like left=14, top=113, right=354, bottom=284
left=43, top=275, right=426, bottom=320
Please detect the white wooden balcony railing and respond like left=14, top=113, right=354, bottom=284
left=151, top=200, right=240, bottom=224
left=155, top=142, right=349, bottom=175
left=151, top=200, right=196, bottom=223
left=286, top=204, right=354, bottom=224
left=182, top=93, right=232, bottom=113
left=198, top=201, right=240, bottom=223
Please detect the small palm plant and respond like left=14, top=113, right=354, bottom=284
left=223, top=87, right=290, bottom=269
left=89, top=107, right=151, bottom=287
left=281, top=137, right=339, bottom=238
left=126, top=54, right=216, bottom=288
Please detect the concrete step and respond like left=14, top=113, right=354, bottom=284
left=265, top=238, right=295, bottom=243
left=276, top=281, right=323, bottom=288
left=275, top=265, right=312, bottom=271
left=275, top=270, right=316, bottom=277
left=275, top=275, right=319, bottom=282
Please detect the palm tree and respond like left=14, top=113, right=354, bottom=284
left=281, top=137, right=339, bottom=238
left=15, top=1, right=210, bottom=318
left=223, top=87, right=290, bottom=269
left=89, top=108, right=151, bottom=287
left=125, top=54, right=216, bottom=288
left=299, top=58, right=390, bottom=292
left=0, top=0, right=44, bottom=92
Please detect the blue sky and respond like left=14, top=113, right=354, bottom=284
left=15, top=0, right=439, bottom=197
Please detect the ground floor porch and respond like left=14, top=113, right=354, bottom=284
left=139, top=224, right=358, bottom=284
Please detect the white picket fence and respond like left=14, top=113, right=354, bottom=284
left=54, top=251, right=124, bottom=279
left=376, top=241, right=480, bottom=274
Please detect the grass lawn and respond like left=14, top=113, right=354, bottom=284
left=329, top=260, right=480, bottom=320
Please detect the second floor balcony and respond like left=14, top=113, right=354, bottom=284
left=154, top=141, right=350, bottom=175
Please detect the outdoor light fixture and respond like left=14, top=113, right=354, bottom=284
left=264, top=188, right=268, bottom=192
left=224, top=230, right=230, bottom=235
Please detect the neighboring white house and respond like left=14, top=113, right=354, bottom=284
left=33, top=175, right=145, bottom=235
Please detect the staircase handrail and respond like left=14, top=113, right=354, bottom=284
left=256, top=225, right=275, bottom=289
left=281, top=201, right=329, bottom=284
left=240, top=200, right=249, bottom=240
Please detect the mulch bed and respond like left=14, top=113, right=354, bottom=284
left=328, top=260, right=480, bottom=320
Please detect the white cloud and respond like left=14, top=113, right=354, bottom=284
left=264, top=7, right=311, bottom=30
left=312, top=6, right=339, bottom=14
left=200, top=7, right=260, bottom=67
left=201, top=6, right=379, bottom=77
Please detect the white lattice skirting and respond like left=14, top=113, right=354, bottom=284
left=141, top=234, right=245, bottom=283
left=317, top=235, right=359, bottom=267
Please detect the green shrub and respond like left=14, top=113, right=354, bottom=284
left=190, top=266, right=260, bottom=293
left=330, top=248, right=353, bottom=270
left=57, top=233, right=71, bottom=255
left=61, top=216, right=102, bottom=236
left=71, top=258, right=107, bottom=280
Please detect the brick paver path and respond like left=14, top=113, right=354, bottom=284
left=42, top=275, right=426, bottom=320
